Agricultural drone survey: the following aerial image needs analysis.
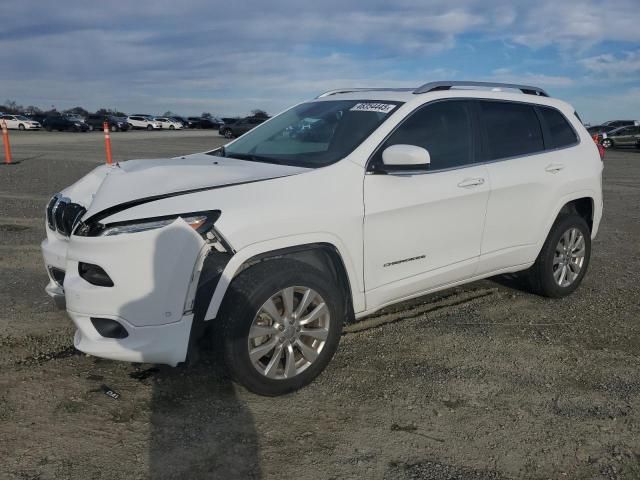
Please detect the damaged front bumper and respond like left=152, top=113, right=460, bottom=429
left=41, top=218, right=215, bottom=366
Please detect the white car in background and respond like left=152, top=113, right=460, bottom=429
left=127, top=115, right=162, bottom=130
left=0, top=114, right=41, bottom=130
left=154, top=117, right=183, bottom=130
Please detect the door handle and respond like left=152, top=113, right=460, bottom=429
left=545, top=163, right=565, bottom=173
left=457, top=177, right=485, bottom=188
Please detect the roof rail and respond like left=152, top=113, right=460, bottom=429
left=316, top=87, right=414, bottom=98
left=413, top=81, right=549, bottom=97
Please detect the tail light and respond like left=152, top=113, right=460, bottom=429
left=592, top=134, right=605, bottom=161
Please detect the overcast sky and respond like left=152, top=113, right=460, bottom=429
left=2, top=0, right=639, bottom=123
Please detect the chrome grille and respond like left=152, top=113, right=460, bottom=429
left=46, top=195, right=86, bottom=237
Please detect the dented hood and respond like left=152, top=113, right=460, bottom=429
left=60, top=152, right=310, bottom=218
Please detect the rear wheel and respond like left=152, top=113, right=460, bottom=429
left=110, top=124, right=117, bottom=132
left=18, top=124, right=25, bottom=131
left=223, top=129, right=234, bottom=139
left=525, top=214, right=591, bottom=298
left=601, top=138, right=613, bottom=149
left=217, top=259, right=343, bottom=396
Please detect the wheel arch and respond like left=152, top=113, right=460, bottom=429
left=537, top=191, right=597, bottom=256
left=204, top=238, right=363, bottom=323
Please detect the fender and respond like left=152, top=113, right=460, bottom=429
left=204, top=233, right=365, bottom=321
left=537, top=189, right=599, bottom=254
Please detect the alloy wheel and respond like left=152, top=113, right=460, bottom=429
left=553, top=227, right=586, bottom=287
left=248, top=286, right=330, bottom=380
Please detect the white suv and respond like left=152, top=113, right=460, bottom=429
left=127, top=115, right=161, bottom=130
left=41, top=81, right=603, bottom=395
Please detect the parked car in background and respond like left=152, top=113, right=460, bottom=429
left=0, top=114, right=41, bottom=130
left=154, top=117, right=183, bottom=129
left=171, top=116, right=192, bottom=128
left=601, top=120, right=638, bottom=128
left=43, top=115, right=90, bottom=132
left=86, top=114, right=130, bottom=132
left=63, top=113, right=87, bottom=124
left=187, top=117, right=223, bottom=129
left=218, top=118, right=239, bottom=133
left=587, top=125, right=617, bottom=137
left=127, top=115, right=161, bottom=130
left=220, top=116, right=268, bottom=138
left=600, top=125, right=640, bottom=149
left=28, top=113, right=48, bottom=125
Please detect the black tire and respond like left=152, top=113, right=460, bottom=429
left=601, top=138, right=613, bottom=149
left=223, top=129, right=234, bottom=139
left=45, top=125, right=52, bottom=132
left=216, top=259, right=343, bottom=396
left=110, top=124, right=117, bottom=132
left=169, top=125, right=174, bottom=130
left=146, top=124, right=153, bottom=130
left=18, top=124, right=25, bottom=131
left=525, top=214, right=591, bottom=298
left=88, top=124, right=94, bottom=132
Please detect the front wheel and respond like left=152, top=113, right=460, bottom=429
left=146, top=124, right=153, bottom=130
left=217, top=259, right=343, bottom=396
left=223, top=129, right=234, bottom=139
left=601, top=138, right=613, bottom=149
left=525, top=214, right=591, bottom=298
left=169, top=125, right=175, bottom=130
left=18, top=124, right=25, bottom=131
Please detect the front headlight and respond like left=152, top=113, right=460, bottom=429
left=101, top=214, right=207, bottom=236
left=75, top=210, right=220, bottom=238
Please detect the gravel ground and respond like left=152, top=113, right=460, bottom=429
left=0, top=131, right=639, bottom=480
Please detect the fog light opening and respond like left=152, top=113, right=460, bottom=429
left=78, top=262, right=114, bottom=287
left=90, top=317, right=128, bottom=339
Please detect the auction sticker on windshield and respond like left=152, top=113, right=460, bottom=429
left=349, top=103, right=396, bottom=114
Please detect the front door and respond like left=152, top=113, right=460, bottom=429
left=363, top=100, right=489, bottom=309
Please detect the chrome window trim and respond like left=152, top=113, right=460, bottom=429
left=365, top=97, right=582, bottom=176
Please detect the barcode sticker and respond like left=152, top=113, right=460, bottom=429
left=349, top=103, right=396, bottom=114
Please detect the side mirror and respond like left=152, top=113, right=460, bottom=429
left=381, top=144, right=430, bottom=170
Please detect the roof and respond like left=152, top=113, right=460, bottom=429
left=313, top=80, right=573, bottom=112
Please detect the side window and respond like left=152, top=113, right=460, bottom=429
left=480, top=101, right=544, bottom=160
left=538, top=107, right=578, bottom=148
left=376, top=100, right=473, bottom=170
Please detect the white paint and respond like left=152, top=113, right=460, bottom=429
left=40, top=86, right=603, bottom=367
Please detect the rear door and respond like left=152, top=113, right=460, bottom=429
left=476, top=101, right=578, bottom=273
left=363, top=100, right=490, bottom=308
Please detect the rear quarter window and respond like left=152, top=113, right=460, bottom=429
left=538, top=107, right=578, bottom=149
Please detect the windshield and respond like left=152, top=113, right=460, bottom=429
left=214, top=100, right=402, bottom=168
left=15, top=115, right=29, bottom=120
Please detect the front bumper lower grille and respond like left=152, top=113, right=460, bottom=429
left=46, top=195, right=86, bottom=237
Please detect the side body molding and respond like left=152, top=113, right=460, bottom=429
left=204, top=233, right=365, bottom=321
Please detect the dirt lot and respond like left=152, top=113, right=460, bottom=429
left=1, top=130, right=639, bottom=480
